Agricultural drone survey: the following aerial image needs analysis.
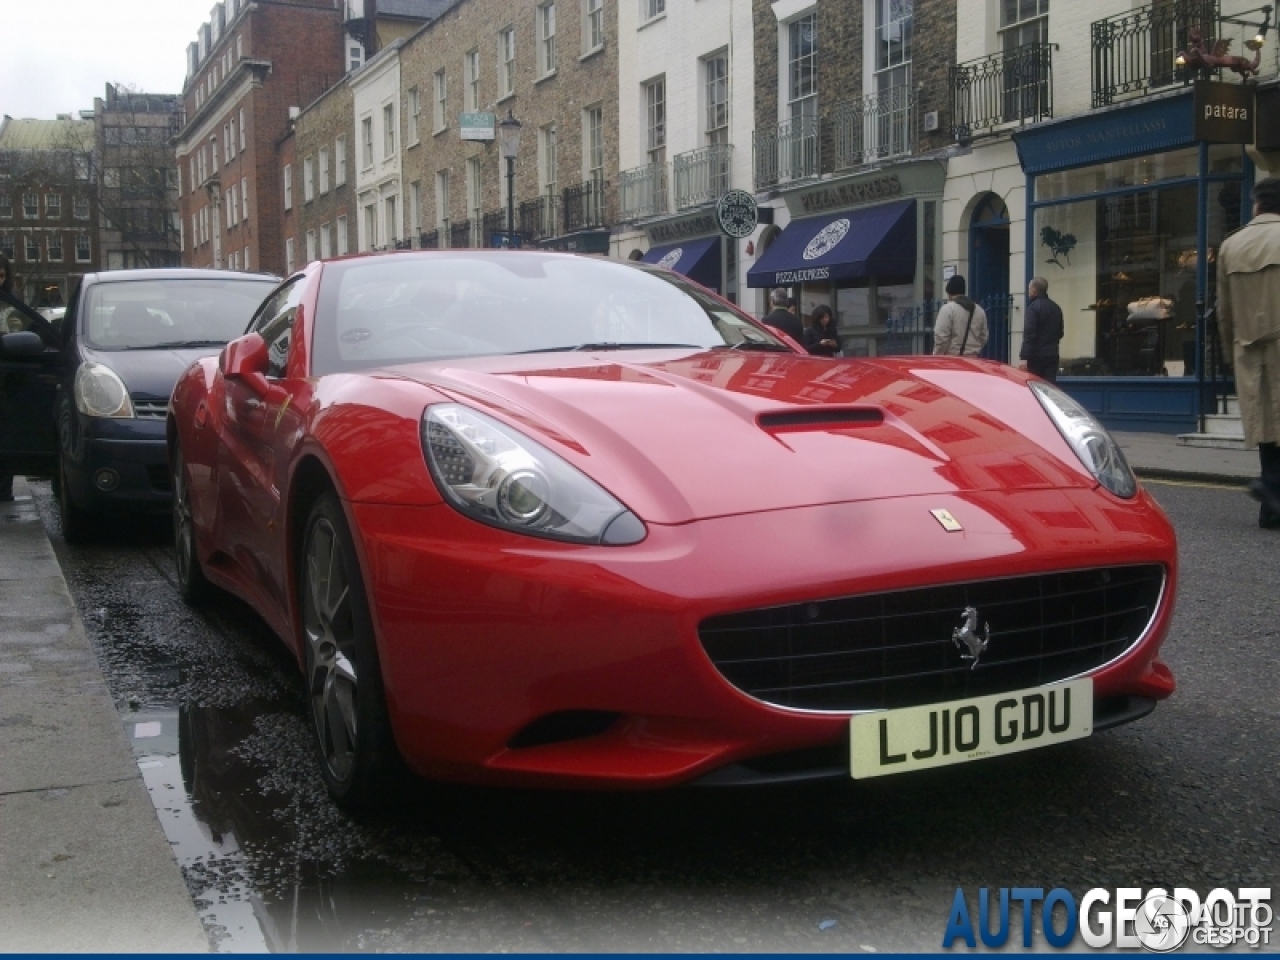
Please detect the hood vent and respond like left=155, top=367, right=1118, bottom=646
left=757, top=407, right=884, bottom=431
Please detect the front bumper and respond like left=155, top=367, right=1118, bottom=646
left=64, top=415, right=170, bottom=513
left=350, top=485, right=1178, bottom=789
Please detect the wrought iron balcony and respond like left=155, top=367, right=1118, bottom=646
left=952, top=43, right=1055, bottom=141
left=672, top=144, right=733, bottom=210
left=753, top=115, right=820, bottom=190
left=619, top=162, right=668, bottom=220
left=1091, top=0, right=1217, bottom=108
left=832, top=86, right=918, bottom=172
left=562, top=178, right=610, bottom=232
left=519, top=194, right=560, bottom=241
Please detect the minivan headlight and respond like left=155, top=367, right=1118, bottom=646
left=1031, top=381, right=1136, bottom=498
left=421, top=403, right=646, bottom=545
left=74, top=362, right=134, bottom=418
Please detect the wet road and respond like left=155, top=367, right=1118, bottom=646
left=29, top=479, right=1280, bottom=953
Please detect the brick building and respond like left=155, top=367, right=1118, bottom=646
left=175, top=0, right=346, bottom=276
left=286, top=78, right=356, bottom=272
left=746, top=0, right=956, bottom=345
left=397, top=0, right=619, bottom=254
left=93, top=84, right=183, bottom=270
left=0, top=115, right=98, bottom=307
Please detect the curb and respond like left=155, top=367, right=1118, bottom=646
left=1133, top=467, right=1252, bottom=487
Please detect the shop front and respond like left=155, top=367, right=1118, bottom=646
left=1014, top=91, right=1254, bottom=432
left=637, top=208, right=742, bottom=302
left=745, top=160, right=944, bottom=357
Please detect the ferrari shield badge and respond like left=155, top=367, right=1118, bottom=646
left=930, top=508, right=963, bottom=532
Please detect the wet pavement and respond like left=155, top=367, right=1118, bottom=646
left=26, top=478, right=1280, bottom=953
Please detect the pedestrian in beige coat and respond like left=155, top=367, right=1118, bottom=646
left=1216, top=177, right=1280, bottom=528
left=933, top=274, right=989, bottom=356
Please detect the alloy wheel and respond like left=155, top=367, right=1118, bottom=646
left=303, top=516, right=359, bottom=783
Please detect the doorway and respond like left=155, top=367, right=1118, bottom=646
left=968, top=193, right=1010, bottom=361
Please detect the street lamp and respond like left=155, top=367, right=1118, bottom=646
left=498, top=110, right=522, bottom=237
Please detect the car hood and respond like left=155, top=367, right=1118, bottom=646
left=380, top=350, right=1100, bottom=525
left=84, top=345, right=224, bottom=400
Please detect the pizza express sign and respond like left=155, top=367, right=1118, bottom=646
left=1194, top=80, right=1255, bottom=144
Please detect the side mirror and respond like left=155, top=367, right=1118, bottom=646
left=219, top=332, right=272, bottom=397
left=1, top=330, right=47, bottom=358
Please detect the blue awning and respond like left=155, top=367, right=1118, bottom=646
left=641, top=236, right=722, bottom=290
left=747, top=199, right=916, bottom=288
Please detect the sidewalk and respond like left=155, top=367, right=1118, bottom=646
left=1111, top=431, right=1256, bottom=486
left=0, top=477, right=207, bottom=952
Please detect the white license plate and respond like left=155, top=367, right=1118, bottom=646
left=849, top=679, right=1093, bottom=779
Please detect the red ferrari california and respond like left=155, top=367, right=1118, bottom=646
left=168, top=251, right=1176, bottom=808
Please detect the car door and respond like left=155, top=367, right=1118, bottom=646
left=217, top=276, right=305, bottom=612
left=0, top=292, right=62, bottom=476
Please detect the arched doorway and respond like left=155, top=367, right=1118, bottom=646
left=968, top=193, right=1010, bottom=362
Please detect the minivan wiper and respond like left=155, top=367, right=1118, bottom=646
left=516, top=342, right=703, bottom=354
left=146, top=340, right=228, bottom=349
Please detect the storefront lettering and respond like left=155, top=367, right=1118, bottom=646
left=799, top=175, right=902, bottom=214
left=649, top=214, right=717, bottom=245
left=1041, top=117, right=1170, bottom=155
left=1203, top=104, right=1248, bottom=120
left=775, top=268, right=831, bottom=283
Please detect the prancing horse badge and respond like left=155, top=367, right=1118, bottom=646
left=930, top=508, right=963, bottom=532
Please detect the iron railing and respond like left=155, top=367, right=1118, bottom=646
left=753, top=114, right=821, bottom=190
left=562, top=177, right=610, bottom=232
left=619, top=162, right=668, bottom=220
left=882, top=295, right=1015, bottom=362
left=519, top=195, right=560, bottom=241
left=418, top=229, right=439, bottom=249
left=481, top=210, right=508, bottom=245
left=832, top=86, right=918, bottom=172
left=449, top=219, right=471, bottom=249
left=952, top=43, right=1055, bottom=141
left=1091, top=0, right=1217, bottom=107
left=672, top=144, right=734, bottom=209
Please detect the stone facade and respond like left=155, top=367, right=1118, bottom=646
left=291, top=80, right=357, bottom=269
left=396, top=0, right=619, bottom=249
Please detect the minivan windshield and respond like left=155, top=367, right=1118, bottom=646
left=311, top=252, right=789, bottom=375
left=83, top=278, right=278, bottom=351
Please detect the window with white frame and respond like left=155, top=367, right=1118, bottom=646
left=1001, top=0, right=1048, bottom=50
left=363, top=202, right=378, bottom=251
left=584, top=0, right=604, bottom=53
left=336, top=215, right=348, bottom=255
left=537, top=2, right=556, bottom=77
left=383, top=103, right=396, bottom=158
left=466, top=157, right=482, bottom=245
left=0, top=234, right=11, bottom=258
left=385, top=195, right=398, bottom=244
left=704, top=52, right=730, bottom=146
left=644, top=77, right=666, bottom=165
left=229, top=115, right=237, bottom=156
left=0, top=196, right=9, bottom=219
left=584, top=104, right=604, bottom=181
left=211, top=135, right=219, bottom=170
left=283, top=163, right=293, bottom=210
left=788, top=13, right=817, bottom=123
left=539, top=123, right=557, bottom=197
left=641, top=0, right=665, bottom=23
left=320, top=221, right=331, bottom=258
left=22, top=193, right=37, bottom=219
left=243, top=245, right=250, bottom=270
left=241, top=178, right=248, bottom=221
left=239, top=108, right=246, bottom=151
left=306, top=229, right=316, bottom=263
left=874, top=0, right=912, bottom=95
left=223, top=123, right=231, bottom=161
left=192, top=213, right=199, bottom=246
left=410, top=181, right=422, bottom=236
left=361, top=116, right=374, bottom=167
left=350, top=44, right=363, bottom=72
left=47, top=234, right=63, bottom=261
left=499, top=26, right=516, bottom=98
left=319, top=148, right=330, bottom=193
left=286, top=236, right=295, bottom=273
left=304, top=156, right=315, bottom=202
left=435, top=169, right=450, bottom=243
left=45, top=193, right=61, bottom=218
left=433, top=70, right=448, bottom=132
left=464, top=50, right=480, bottom=112
left=76, top=234, right=91, bottom=262
left=336, top=136, right=347, bottom=185
left=408, top=86, right=420, bottom=144
left=226, top=184, right=236, bottom=228
left=25, top=235, right=38, bottom=261
left=190, top=157, right=197, bottom=191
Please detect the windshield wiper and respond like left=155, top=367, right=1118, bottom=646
left=516, top=342, right=703, bottom=354
left=146, top=340, right=228, bottom=349
left=720, top=340, right=794, bottom=352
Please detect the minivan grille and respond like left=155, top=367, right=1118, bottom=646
left=698, top=565, right=1164, bottom=712
left=133, top=399, right=168, bottom=420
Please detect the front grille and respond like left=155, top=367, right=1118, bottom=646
left=699, top=565, right=1164, bottom=712
left=133, top=399, right=168, bottom=420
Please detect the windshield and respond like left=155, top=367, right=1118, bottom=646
left=311, top=252, right=788, bottom=375
left=83, top=277, right=279, bottom=351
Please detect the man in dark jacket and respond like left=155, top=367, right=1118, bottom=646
left=1020, top=276, right=1064, bottom=382
left=762, top=287, right=803, bottom=344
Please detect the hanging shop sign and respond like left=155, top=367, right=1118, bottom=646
left=1194, top=81, right=1255, bottom=144
left=459, top=112, right=495, bottom=142
left=716, top=189, right=759, bottom=238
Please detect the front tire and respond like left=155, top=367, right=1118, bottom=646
left=172, top=443, right=213, bottom=605
left=300, top=491, right=397, bottom=809
left=57, top=456, right=94, bottom=543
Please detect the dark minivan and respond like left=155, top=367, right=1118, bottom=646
left=0, top=269, right=279, bottom=539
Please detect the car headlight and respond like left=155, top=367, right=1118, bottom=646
left=1031, top=381, right=1136, bottom=498
left=74, top=362, right=134, bottom=418
left=421, top=403, right=646, bottom=545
